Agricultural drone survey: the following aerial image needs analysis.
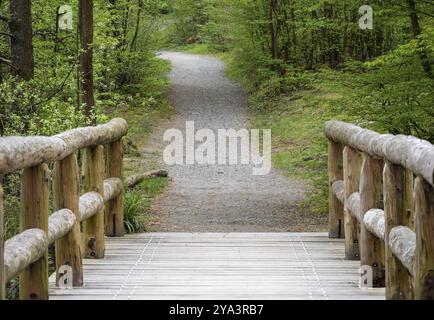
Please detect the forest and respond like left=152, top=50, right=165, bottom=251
left=162, top=0, right=433, bottom=214
left=0, top=0, right=433, bottom=299
left=1, top=1, right=432, bottom=136
left=165, top=0, right=433, bottom=139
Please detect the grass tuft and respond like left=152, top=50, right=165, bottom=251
left=124, top=177, right=169, bottom=233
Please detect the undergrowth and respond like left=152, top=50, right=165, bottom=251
left=124, top=177, right=169, bottom=233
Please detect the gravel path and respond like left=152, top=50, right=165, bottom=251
left=148, top=52, right=316, bottom=232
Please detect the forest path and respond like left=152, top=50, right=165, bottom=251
left=148, top=52, right=320, bottom=232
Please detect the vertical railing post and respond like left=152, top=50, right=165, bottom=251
left=54, top=153, right=83, bottom=287
left=414, top=177, right=434, bottom=299
left=328, top=140, right=344, bottom=238
left=0, top=185, right=4, bottom=300
left=19, top=164, right=50, bottom=300
left=360, top=153, right=385, bottom=287
left=343, top=146, right=362, bottom=260
left=105, top=139, right=124, bottom=237
left=83, top=145, right=105, bottom=258
left=383, top=162, right=414, bottom=299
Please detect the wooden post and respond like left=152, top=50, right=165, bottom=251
left=328, top=140, right=344, bottom=238
left=360, top=153, right=385, bottom=287
left=343, top=146, right=362, bottom=260
left=0, top=185, right=4, bottom=300
left=105, top=139, right=124, bottom=237
left=383, top=162, right=414, bottom=299
left=414, top=177, right=434, bottom=299
left=54, top=153, right=83, bottom=287
left=19, top=164, right=49, bottom=300
left=82, top=145, right=105, bottom=258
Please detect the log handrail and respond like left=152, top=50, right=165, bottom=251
left=0, top=118, right=128, bottom=300
left=325, top=120, right=434, bottom=300
left=325, top=120, right=434, bottom=186
left=0, top=118, right=128, bottom=175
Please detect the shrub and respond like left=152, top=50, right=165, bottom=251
left=124, top=190, right=147, bottom=234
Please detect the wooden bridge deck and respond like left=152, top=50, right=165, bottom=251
left=49, top=233, right=385, bottom=300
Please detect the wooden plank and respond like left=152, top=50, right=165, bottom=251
left=383, top=162, right=414, bottom=300
left=105, top=139, right=124, bottom=237
left=359, top=154, right=385, bottom=287
left=414, top=177, right=434, bottom=299
left=82, top=145, right=105, bottom=258
left=54, top=153, right=83, bottom=287
left=49, top=233, right=385, bottom=300
left=328, top=141, right=344, bottom=238
left=343, top=146, right=362, bottom=260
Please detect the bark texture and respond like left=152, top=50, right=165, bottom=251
left=125, top=169, right=168, bottom=189
left=79, top=192, right=105, bottom=222
left=347, top=192, right=362, bottom=223
left=343, top=146, right=362, bottom=260
left=103, top=178, right=123, bottom=202
left=324, top=120, right=434, bottom=186
left=9, top=0, right=34, bottom=79
left=389, top=226, right=416, bottom=276
left=0, top=118, right=128, bottom=174
left=48, top=209, right=76, bottom=244
left=364, top=209, right=385, bottom=240
left=4, top=229, right=48, bottom=282
left=332, top=180, right=345, bottom=204
left=79, top=0, right=96, bottom=121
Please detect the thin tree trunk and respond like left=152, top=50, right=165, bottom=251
left=130, top=0, right=143, bottom=51
left=121, top=0, right=131, bottom=48
left=406, top=0, right=433, bottom=79
left=9, top=0, right=34, bottom=80
left=79, top=0, right=95, bottom=123
left=268, top=0, right=278, bottom=60
left=290, top=2, right=297, bottom=64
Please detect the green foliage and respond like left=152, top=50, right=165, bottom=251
left=251, top=69, right=312, bottom=109
left=0, top=1, right=173, bottom=281
left=0, top=70, right=85, bottom=135
left=4, top=195, right=20, bottom=240
left=0, top=3, right=170, bottom=191
left=124, top=177, right=168, bottom=233
left=177, top=43, right=218, bottom=55
left=0, top=0, right=170, bottom=136
left=167, top=0, right=433, bottom=138
left=0, top=0, right=173, bottom=300
left=124, top=190, right=148, bottom=233
left=0, top=0, right=433, bottom=249
left=341, top=59, right=434, bottom=141
left=250, top=72, right=349, bottom=215
left=166, top=0, right=433, bottom=217
left=164, top=0, right=209, bottom=45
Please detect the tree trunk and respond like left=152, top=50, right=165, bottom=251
left=79, top=0, right=96, bottom=123
left=9, top=0, right=34, bottom=80
left=122, top=0, right=131, bottom=48
left=406, top=0, right=433, bottom=79
left=290, top=2, right=297, bottom=64
left=130, top=0, right=143, bottom=51
left=268, top=0, right=278, bottom=60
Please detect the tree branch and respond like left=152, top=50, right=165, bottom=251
left=0, top=12, right=9, bottom=22
left=0, top=31, right=13, bottom=38
left=28, top=63, right=76, bottom=110
left=0, top=56, right=17, bottom=70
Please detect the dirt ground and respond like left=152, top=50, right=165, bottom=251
left=142, top=52, right=327, bottom=232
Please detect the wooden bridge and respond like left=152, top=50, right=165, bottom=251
left=0, top=119, right=433, bottom=300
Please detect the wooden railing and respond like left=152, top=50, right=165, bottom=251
left=325, top=120, right=434, bottom=300
left=0, top=118, right=128, bottom=300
